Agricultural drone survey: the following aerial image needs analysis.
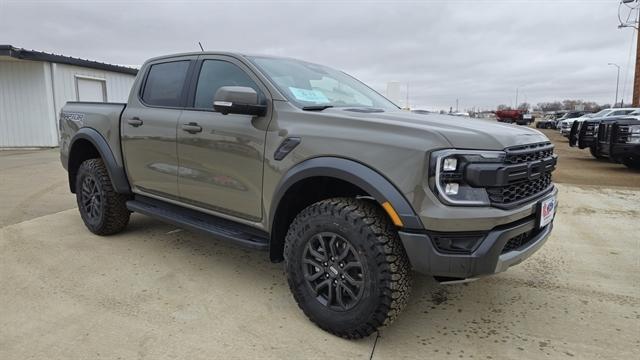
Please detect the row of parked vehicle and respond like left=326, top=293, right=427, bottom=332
left=552, top=108, right=640, bottom=169
left=535, top=110, right=588, bottom=129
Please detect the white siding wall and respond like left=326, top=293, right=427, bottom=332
left=0, top=58, right=136, bottom=147
left=51, top=63, right=135, bottom=117
left=0, top=60, right=58, bottom=147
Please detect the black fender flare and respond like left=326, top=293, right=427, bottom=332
left=68, top=128, right=131, bottom=194
left=269, top=157, right=424, bottom=231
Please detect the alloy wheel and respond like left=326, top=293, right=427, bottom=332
left=81, top=175, right=102, bottom=223
left=302, top=232, right=365, bottom=311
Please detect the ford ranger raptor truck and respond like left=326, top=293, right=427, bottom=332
left=59, top=52, right=558, bottom=338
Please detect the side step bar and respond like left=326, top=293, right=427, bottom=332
left=126, top=196, right=269, bottom=251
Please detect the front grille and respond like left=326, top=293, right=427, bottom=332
left=616, top=125, right=630, bottom=143
left=504, top=142, right=554, bottom=164
left=487, top=173, right=553, bottom=205
left=501, top=231, right=534, bottom=254
left=486, top=143, right=556, bottom=206
left=598, top=123, right=609, bottom=142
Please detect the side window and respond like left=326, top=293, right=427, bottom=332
left=194, top=60, right=262, bottom=109
left=141, top=61, right=190, bottom=107
left=611, top=110, right=632, bottom=116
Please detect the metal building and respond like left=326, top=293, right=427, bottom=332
left=0, top=45, right=137, bottom=147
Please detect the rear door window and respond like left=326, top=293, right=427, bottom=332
left=193, top=60, right=262, bottom=109
left=141, top=61, right=190, bottom=107
left=611, top=110, right=634, bottom=116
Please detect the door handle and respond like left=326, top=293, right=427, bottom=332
left=182, top=122, right=202, bottom=134
left=127, top=117, right=143, bottom=127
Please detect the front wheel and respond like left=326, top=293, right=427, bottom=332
left=589, top=145, right=604, bottom=159
left=284, top=198, right=412, bottom=339
left=75, top=158, right=130, bottom=235
left=622, top=158, right=640, bottom=170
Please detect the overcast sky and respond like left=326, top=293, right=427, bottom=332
left=1, top=0, right=637, bottom=110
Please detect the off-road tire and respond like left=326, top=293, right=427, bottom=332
left=75, top=158, right=130, bottom=235
left=284, top=198, right=412, bottom=339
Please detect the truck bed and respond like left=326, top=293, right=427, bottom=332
left=59, top=101, right=127, bottom=172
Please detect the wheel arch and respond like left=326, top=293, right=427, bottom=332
left=268, top=157, right=423, bottom=262
left=67, top=128, right=131, bottom=194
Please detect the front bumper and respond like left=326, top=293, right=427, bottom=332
left=611, top=143, right=640, bottom=159
left=399, top=213, right=553, bottom=278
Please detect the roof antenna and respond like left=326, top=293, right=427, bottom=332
left=198, top=42, right=204, bottom=52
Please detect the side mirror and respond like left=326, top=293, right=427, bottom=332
left=213, top=86, right=266, bottom=116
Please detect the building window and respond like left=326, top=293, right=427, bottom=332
left=75, top=76, right=107, bottom=102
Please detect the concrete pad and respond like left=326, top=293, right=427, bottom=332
left=0, top=149, right=75, bottom=227
left=1, top=148, right=638, bottom=359
left=372, top=184, right=640, bottom=359
left=0, top=211, right=375, bottom=359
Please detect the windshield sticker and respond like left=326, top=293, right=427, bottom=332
left=288, top=87, right=330, bottom=103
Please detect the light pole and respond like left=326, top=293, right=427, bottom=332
left=608, top=63, right=621, bottom=107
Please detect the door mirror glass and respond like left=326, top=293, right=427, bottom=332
left=214, top=86, right=266, bottom=116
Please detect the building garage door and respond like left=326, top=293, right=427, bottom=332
left=76, top=77, right=106, bottom=102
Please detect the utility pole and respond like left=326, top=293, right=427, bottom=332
left=456, top=98, right=459, bottom=112
left=515, top=88, right=519, bottom=109
left=619, top=1, right=640, bottom=105
left=609, top=63, right=621, bottom=106
left=634, top=25, right=640, bottom=106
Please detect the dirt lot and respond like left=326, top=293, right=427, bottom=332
left=0, top=143, right=638, bottom=359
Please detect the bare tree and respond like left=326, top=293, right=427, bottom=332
left=537, top=102, right=562, bottom=112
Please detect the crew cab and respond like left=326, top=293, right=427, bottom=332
left=59, top=51, right=558, bottom=338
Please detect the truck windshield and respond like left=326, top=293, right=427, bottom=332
left=591, top=110, right=610, bottom=118
left=248, top=56, right=398, bottom=110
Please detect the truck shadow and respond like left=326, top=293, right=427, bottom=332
left=120, top=213, right=568, bottom=351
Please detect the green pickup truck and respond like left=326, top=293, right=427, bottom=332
left=59, top=52, right=558, bottom=338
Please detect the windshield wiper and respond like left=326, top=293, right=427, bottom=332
left=302, top=105, right=334, bottom=111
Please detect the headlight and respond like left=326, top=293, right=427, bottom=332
left=429, top=149, right=505, bottom=206
left=628, top=125, right=640, bottom=144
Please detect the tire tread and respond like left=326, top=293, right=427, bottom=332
left=76, top=158, right=130, bottom=235
left=284, top=197, right=412, bottom=339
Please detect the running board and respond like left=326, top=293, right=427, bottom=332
left=126, top=196, right=269, bottom=251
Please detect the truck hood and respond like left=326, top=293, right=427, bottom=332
left=330, top=108, right=550, bottom=150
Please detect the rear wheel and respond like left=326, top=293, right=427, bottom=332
left=284, top=198, right=412, bottom=339
left=75, top=158, right=130, bottom=235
